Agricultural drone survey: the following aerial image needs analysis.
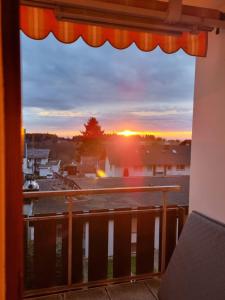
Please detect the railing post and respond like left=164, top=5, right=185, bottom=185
left=161, top=191, right=168, bottom=273
left=67, top=196, right=73, bottom=286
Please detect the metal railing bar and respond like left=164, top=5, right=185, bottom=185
left=67, top=196, right=73, bottom=287
left=72, top=206, right=176, bottom=218
left=23, top=185, right=181, bottom=199
left=161, top=191, right=168, bottom=273
left=23, top=205, right=188, bottom=222
left=23, top=214, right=67, bottom=222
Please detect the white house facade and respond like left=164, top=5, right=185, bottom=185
left=105, top=158, right=154, bottom=177
left=104, top=144, right=191, bottom=178
left=23, top=148, right=61, bottom=178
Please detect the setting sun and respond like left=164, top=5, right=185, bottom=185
left=117, top=130, right=139, bottom=137
left=116, top=130, right=192, bottom=139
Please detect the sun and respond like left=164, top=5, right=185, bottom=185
left=117, top=130, right=138, bottom=137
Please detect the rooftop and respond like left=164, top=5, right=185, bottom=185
left=106, top=144, right=191, bottom=167
left=33, top=176, right=189, bottom=214
left=27, top=148, right=50, bottom=159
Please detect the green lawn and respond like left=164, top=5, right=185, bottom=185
left=107, top=255, right=136, bottom=278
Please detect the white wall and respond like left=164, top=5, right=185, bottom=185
left=155, top=165, right=164, bottom=176
left=39, top=167, right=51, bottom=177
left=107, top=166, right=154, bottom=177
left=51, top=162, right=61, bottom=173
left=85, top=173, right=96, bottom=178
left=105, top=158, right=154, bottom=177
left=167, top=166, right=190, bottom=176
left=41, top=158, right=48, bottom=165
left=105, top=159, right=190, bottom=177
left=129, top=167, right=153, bottom=177
left=190, top=28, right=225, bottom=223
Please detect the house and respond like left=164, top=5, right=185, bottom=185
left=62, top=163, right=78, bottom=176
left=46, top=160, right=61, bottom=173
left=78, top=156, right=105, bottom=178
left=105, top=144, right=191, bottom=177
left=23, top=148, right=61, bottom=177
left=39, top=160, right=61, bottom=177
left=25, top=148, right=50, bottom=175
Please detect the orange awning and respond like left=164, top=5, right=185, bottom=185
left=20, top=5, right=207, bottom=57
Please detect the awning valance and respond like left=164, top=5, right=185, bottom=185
left=20, top=4, right=208, bottom=57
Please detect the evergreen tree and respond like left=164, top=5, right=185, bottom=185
left=81, top=117, right=104, bottom=137
left=79, top=117, right=105, bottom=157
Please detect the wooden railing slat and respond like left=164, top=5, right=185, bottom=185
left=136, top=208, right=155, bottom=275
left=165, top=209, right=177, bottom=268
left=113, top=210, right=132, bottom=278
left=60, top=217, right=68, bottom=285
left=88, top=211, right=109, bottom=281
left=24, top=220, right=29, bottom=289
left=178, top=207, right=186, bottom=237
left=33, top=217, right=57, bottom=288
left=72, top=214, right=84, bottom=283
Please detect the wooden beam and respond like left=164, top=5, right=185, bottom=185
left=20, top=0, right=221, bottom=20
left=1, top=1, right=23, bottom=300
left=56, top=7, right=192, bottom=35
left=21, top=0, right=225, bottom=30
left=166, top=0, right=182, bottom=24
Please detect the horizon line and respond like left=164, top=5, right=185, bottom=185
left=25, top=129, right=192, bottom=140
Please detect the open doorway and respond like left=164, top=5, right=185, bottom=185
left=21, top=26, right=193, bottom=296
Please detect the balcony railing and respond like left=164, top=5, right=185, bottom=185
left=23, top=185, right=188, bottom=298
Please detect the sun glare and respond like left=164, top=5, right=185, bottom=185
left=117, top=130, right=138, bottom=137
left=116, top=130, right=192, bottom=139
left=96, top=169, right=106, bottom=178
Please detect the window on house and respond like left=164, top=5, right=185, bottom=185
left=176, top=164, right=185, bottom=170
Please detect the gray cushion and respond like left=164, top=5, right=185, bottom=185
left=158, top=211, right=225, bottom=300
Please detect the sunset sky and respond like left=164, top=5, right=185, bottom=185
left=21, top=33, right=195, bottom=139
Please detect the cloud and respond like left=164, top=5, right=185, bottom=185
left=21, top=33, right=195, bottom=136
left=38, top=110, right=87, bottom=118
left=130, top=109, right=192, bottom=117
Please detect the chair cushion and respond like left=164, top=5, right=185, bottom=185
left=158, top=211, right=225, bottom=300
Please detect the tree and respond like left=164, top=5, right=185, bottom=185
left=81, top=117, right=104, bottom=138
left=79, top=117, right=105, bottom=157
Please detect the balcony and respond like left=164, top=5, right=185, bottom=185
left=23, top=186, right=188, bottom=299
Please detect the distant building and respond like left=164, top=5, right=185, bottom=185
left=78, top=156, right=105, bottom=178
left=180, top=139, right=192, bottom=146
left=39, top=160, right=61, bottom=177
left=104, top=144, right=191, bottom=177
left=25, top=148, right=50, bottom=175
left=78, top=156, right=99, bottom=178
left=62, top=163, right=78, bottom=176
left=23, top=148, right=61, bottom=177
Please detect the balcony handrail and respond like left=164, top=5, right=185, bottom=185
left=23, top=184, right=183, bottom=292
left=24, top=205, right=188, bottom=222
left=23, top=185, right=181, bottom=199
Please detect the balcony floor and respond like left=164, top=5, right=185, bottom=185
left=29, top=278, right=160, bottom=300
